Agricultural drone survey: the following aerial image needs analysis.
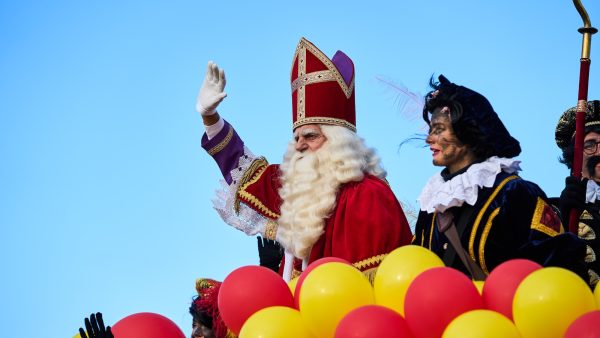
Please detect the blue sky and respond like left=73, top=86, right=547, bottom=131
left=1, top=1, right=599, bottom=337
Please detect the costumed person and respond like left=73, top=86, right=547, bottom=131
left=197, top=37, right=413, bottom=281
left=190, top=278, right=233, bottom=338
left=412, top=75, right=587, bottom=280
left=555, top=100, right=600, bottom=287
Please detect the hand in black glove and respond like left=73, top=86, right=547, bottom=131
left=559, top=176, right=588, bottom=225
left=257, top=236, right=283, bottom=272
left=79, top=312, right=114, bottom=338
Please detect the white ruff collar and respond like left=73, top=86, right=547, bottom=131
left=418, top=157, right=521, bottom=213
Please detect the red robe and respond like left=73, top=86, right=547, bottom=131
left=202, top=121, right=413, bottom=279
left=239, top=164, right=413, bottom=278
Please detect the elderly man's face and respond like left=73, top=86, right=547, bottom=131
left=294, top=124, right=327, bottom=153
left=583, top=131, right=600, bottom=181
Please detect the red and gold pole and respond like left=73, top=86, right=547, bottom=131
left=569, top=0, right=597, bottom=233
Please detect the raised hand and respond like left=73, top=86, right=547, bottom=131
left=196, top=61, right=227, bottom=116
left=79, top=312, right=114, bottom=338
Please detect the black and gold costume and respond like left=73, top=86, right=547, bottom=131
left=554, top=100, right=600, bottom=287
left=414, top=168, right=587, bottom=279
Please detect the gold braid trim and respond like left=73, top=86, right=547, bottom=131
left=237, top=165, right=280, bottom=219
left=353, top=254, right=387, bottom=270
left=468, top=175, right=519, bottom=261
left=428, top=213, right=436, bottom=249
left=291, top=70, right=337, bottom=92
left=195, top=278, right=218, bottom=295
left=208, top=127, right=234, bottom=156
left=531, top=197, right=561, bottom=237
left=264, top=220, right=278, bottom=241
left=293, top=117, right=356, bottom=132
left=292, top=38, right=355, bottom=98
left=478, top=207, right=500, bottom=275
left=233, top=157, right=268, bottom=215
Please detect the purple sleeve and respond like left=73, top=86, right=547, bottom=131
left=201, top=120, right=246, bottom=185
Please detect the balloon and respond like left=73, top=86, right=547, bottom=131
left=442, top=310, right=521, bottom=338
left=73, top=334, right=82, bottom=338
left=473, top=280, right=484, bottom=295
left=482, top=258, right=542, bottom=320
left=595, top=282, right=600, bottom=308
left=334, top=305, right=414, bottom=338
left=239, top=306, right=313, bottom=338
left=299, top=262, right=374, bottom=338
left=294, top=257, right=351, bottom=309
left=111, top=312, right=185, bottom=338
left=513, top=267, right=596, bottom=338
left=218, top=265, right=294, bottom=335
left=404, top=267, right=484, bottom=338
left=373, top=245, right=444, bottom=315
left=565, top=310, right=600, bottom=338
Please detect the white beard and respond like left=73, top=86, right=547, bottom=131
left=276, top=125, right=386, bottom=259
left=277, top=145, right=339, bottom=259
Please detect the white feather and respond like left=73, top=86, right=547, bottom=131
left=375, top=75, right=425, bottom=122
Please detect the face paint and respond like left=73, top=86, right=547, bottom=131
left=426, top=108, right=475, bottom=173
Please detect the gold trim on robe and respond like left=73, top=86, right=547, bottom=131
left=208, top=127, right=234, bottom=156
left=468, top=175, right=519, bottom=261
left=237, top=165, right=281, bottom=219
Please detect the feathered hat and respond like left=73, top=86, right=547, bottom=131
left=190, top=278, right=234, bottom=338
left=425, top=75, right=521, bottom=158
left=290, top=37, right=356, bottom=131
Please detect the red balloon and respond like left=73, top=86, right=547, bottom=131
left=218, top=265, right=294, bottom=334
left=404, top=267, right=484, bottom=338
left=565, top=310, right=600, bottom=338
left=482, top=259, right=542, bottom=320
left=334, top=305, right=414, bottom=338
left=294, top=257, right=351, bottom=309
left=111, top=312, right=185, bottom=338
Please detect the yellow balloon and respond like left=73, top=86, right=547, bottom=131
left=513, top=267, right=596, bottom=338
left=442, top=310, right=521, bottom=338
left=239, top=306, right=314, bottom=338
left=473, top=280, right=485, bottom=295
left=299, top=262, right=374, bottom=338
left=73, top=334, right=82, bottom=338
left=288, top=276, right=299, bottom=296
left=373, top=245, right=444, bottom=315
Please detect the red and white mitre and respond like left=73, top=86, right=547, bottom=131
left=290, top=37, right=356, bottom=132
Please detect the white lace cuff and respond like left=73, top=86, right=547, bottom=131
left=211, top=146, right=276, bottom=238
left=212, top=179, right=271, bottom=236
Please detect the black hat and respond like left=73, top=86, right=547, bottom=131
left=427, top=75, right=521, bottom=158
left=555, top=100, right=600, bottom=150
